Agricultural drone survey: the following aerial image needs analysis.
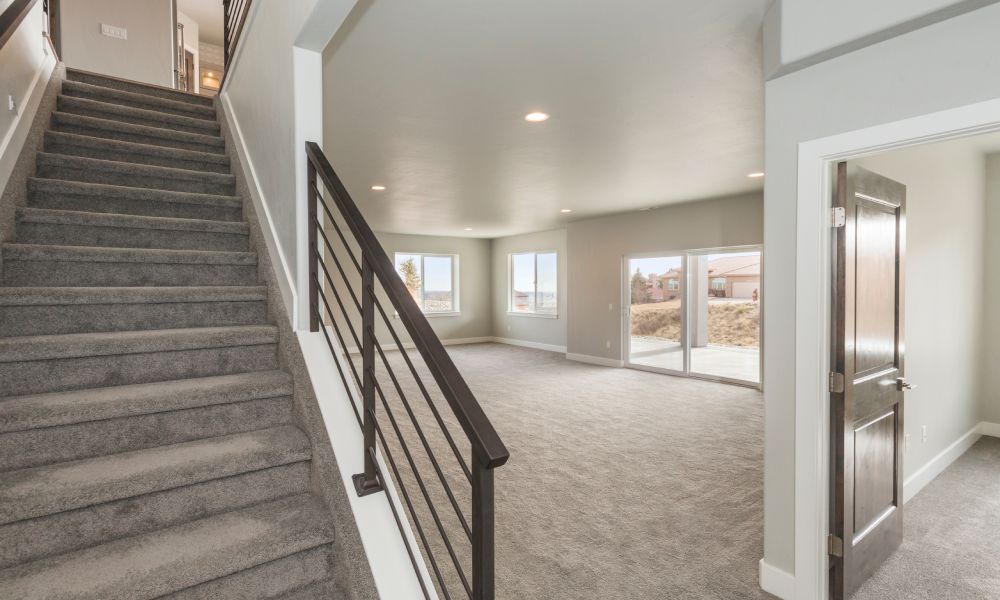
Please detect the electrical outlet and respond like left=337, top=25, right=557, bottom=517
left=608, top=303, right=613, bottom=311
left=605, top=340, right=611, bottom=350
left=506, top=325, right=511, bottom=333
left=921, top=425, right=928, bottom=443
left=100, top=24, right=128, bottom=40
left=7, top=95, right=15, bottom=113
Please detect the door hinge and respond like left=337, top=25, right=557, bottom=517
left=829, top=372, right=845, bottom=394
left=828, top=534, right=844, bottom=558
left=831, top=206, right=846, bottom=228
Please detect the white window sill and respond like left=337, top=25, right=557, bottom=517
left=506, top=311, right=558, bottom=319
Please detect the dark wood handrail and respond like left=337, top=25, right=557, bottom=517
left=305, top=141, right=509, bottom=470
left=220, top=0, right=252, bottom=88
left=0, top=0, right=39, bottom=52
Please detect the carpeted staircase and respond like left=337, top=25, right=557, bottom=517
left=0, top=70, right=340, bottom=598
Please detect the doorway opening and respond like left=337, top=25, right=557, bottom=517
left=625, top=247, right=762, bottom=387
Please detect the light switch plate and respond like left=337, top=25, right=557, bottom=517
left=100, top=24, right=128, bottom=40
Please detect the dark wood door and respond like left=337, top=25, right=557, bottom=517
left=830, top=163, right=907, bottom=599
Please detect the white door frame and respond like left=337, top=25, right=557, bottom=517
left=792, top=97, right=1000, bottom=600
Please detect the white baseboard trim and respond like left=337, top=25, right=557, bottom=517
left=566, top=352, right=624, bottom=368
left=492, top=337, right=567, bottom=354
left=903, top=422, right=983, bottom=503
left=344, top=335, right=494, bottom=355
left=0, top=48, right=56, bottom=194
left=298, top=331, right=435, bottom=600
left=218, top=92, right=298, bottom=325
left=980, top=421, right=1000, bottom=438
left=759, top=559, right=795, bottom=600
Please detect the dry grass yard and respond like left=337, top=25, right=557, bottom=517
left=631, top=300, right=760, bottom=348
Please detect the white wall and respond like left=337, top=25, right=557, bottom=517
left=763, top=0, right=990, bottom=76
left=59, top=0, right=175, bottom=87
left=491, top=229, right=568, bottom=351
left=177, top=11, right=199, bottom=94
left=763, top=1, right=1000, bottom=584
left=566, top=193, right=762, bottom=361
left=985, top=153, right=1000, bottom=425
left=377, top=232, right=493, bottom=342
left=856, top=142, right=986, bottom=481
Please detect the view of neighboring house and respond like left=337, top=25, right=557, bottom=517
left=643, top=254, right=760, bottom=302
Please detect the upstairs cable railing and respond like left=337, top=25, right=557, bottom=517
left=305, top=142, right=509, bottom=600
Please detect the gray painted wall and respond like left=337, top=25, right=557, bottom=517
left=376, top=232, right=493, bottom=342
left=985, top=153, right=1000, bottom=424
left=59, top=0, right=175, bottom=87
left=566, top=192, right=763, bottom=361
left=857, top=142, right=986, bottom=480
left=491, top=229, right=568, bottom=349
left=763, top=2, right=1000, bottom=574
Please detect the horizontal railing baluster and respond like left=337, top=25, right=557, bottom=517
left=307, top=141, right=506, bottom=599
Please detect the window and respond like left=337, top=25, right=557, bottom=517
left=509, top=251, right=558, bottom=315
left=394, top=253, right=459, bottom=314
left=711, top=277, right=726, bottom=291
left=667, top=278, right=680, bottom=291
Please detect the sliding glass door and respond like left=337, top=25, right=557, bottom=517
left=625, top=247, right=762, bottom=387
left=626, top=255, right=685, bottom=373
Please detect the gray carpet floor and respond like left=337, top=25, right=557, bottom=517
left=853, top=436, right=1000, bottom=600
left=372, top=343, right=771, bottom=599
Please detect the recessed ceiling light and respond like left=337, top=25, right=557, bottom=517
left=525, top=112, right=550, bottom=123
left=371, top=185, right=386, bottom=191
left=464, top=227, right=473, bottom=231
left=560, top=209, right=572, bottom=213
left=747, top=172, right=765, bottom=178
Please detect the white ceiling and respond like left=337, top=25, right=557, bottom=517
left=324, top=0, right=770, bottom=238
left=177, top=0, right=224, bottom=46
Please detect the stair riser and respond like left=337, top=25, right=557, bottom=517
left=66, top=71, right=215, bottom=107
left=2, top=260, right=257, bottom=287
left=37, top=164, right=235, bottom=195
left=58, top=98, right=220, bottom=136
left=53, top=121, right=225, bottom=154
left=0, top=397, right=293, bottom=471
left=161, top=546, right=334, bottom=600
left=0, top=344, right=278, bottom=396
left=0, top=463, right=311, bottom=570
left=61, top=87, right=217, bottom=121
left=45, top=139, right=230, bottom=174
left=30, top=192, right=243, bottom=222
left=17, top=222, right=249, bottom=252
left=0, top=300, right=268, bottom=336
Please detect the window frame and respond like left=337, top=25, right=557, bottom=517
left=393, top=252, right=461, bottom=316
left=507, top=250, right=559, bottom=318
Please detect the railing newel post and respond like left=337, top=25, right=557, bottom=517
left=353, top=252, right=384, bottom=497
left=471, top=449, right=496, bottom=600
left=307, top=158, right=319, bottom=333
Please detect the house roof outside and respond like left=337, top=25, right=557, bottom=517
left=707, top=254, right=760, bottom=278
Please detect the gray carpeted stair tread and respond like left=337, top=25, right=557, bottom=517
left=0, top=285, right=267, bottom=306
left=159, top=546, right=335, bottom=600
left=0, top=325, right=277, bottom=364
left=62, top=79, right=218, bottom=121
left=28, top=177, right=242, bottom=221
left=0, top=370, right=293, bottom=433
left=66, top=68, right=215, bottom=107
left=44, top=130, right=230, bottom=173
left=52, top=111, right=225, bottom=154
left=16, top=207, right=248, bottom=235
left=0, top=425, right=311, bottom=524
left=2, top=243, right=256, bottom=265
left=0, top=493, right=334, bottom=600
left=36, top=152, right=236, bottom=195
left=277, top=578, right=341, bottom=599
left=57, top=95, right=221, bottom=136
left=0, top=463, right=312, bottom=571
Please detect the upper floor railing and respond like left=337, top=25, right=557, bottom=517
left=221, top=0, right=252, bottom=86
left=305, top=142, right=509, bottom=599
left=0, top=0, right=39, bottom=52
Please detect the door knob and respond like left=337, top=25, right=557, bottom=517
left=896, top=377, right=916, bottom=391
